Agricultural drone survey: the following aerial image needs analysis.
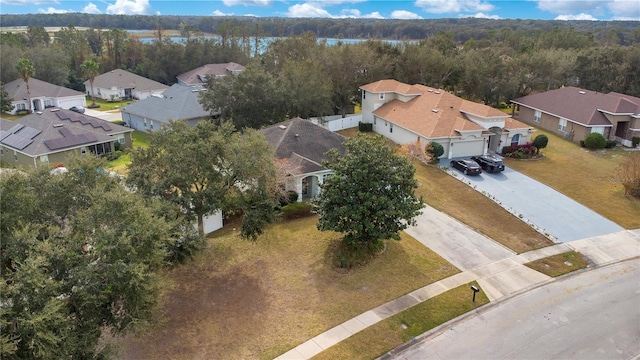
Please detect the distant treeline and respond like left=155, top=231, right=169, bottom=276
left=1, top=14, right=639, bottom=45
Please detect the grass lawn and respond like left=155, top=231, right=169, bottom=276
left=86, top=96, right=134, bottom=111
left=505, top=128, right=640, bottom=229
left=107, top=131, right=150, bottom=174
left=312, top=281, right=489, bottom=360
left=118, top=216, right=459, bottom=360
left=524, top=251, right=589, bottom=277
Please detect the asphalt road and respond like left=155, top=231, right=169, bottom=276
left=390, top=258, right=640, bottom=360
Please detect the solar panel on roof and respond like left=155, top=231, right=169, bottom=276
left=18, top=127, right=42, bottom=139
left=5, top=123, right=25, bottom=134
left=59, top=128, right=73, bottom=137
left=44, top=133, right=98, bottom=150
left=0, top=130, right=10, bottom=141
left=1, top=133, right=33, bottom=150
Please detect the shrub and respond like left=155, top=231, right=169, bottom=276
left=580, top=140, right=586, bottom=148
left=106, top=150, right=123, bottom=161
left=280, top=202, right=313, bottom=220
left=532, top=134, right=549, bottom=154
left=358, top=122, right=373, bottom=132
left=605, top=139, right=617, bottom=149
left=425, top=141, right=444, bottom=160
left=501, top=142, right=537, bottom=158
left=16, top=109, right=31, bottom=115
left=613, top=155, right=640, bottom=198
left=278, top=190, right=299, bottom=206
left=112, top=120, right=126, bottom=126
left=114, top=141, right=121, bottom=151
left=87, top=104, right=101, bottom=109
left=583, top=133, right=606, bottom=149
left=632, top=136, right=640, bottom=147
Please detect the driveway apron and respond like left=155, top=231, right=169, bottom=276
left=445, top=165, right=624, bottom=242
left=405, top=206, right=514, bottom=271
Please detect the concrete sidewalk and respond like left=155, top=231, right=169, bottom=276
left=274, top=228, right=640, bottom=360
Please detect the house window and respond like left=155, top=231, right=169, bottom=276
left=390, top=123, right=393, bottom=133
left=44, top=99, right=52, bottom=108
left=116, top=134, right=125, bottom=144
left=144, top=118, right=147, bottom=127
left=150, top=120, right=154, bottom=129
left=40, top=155, right=49, bottom=164
left=373, top=117, right=376, bottom=125
left=16, top=103, right=26, bottom=111
left=363, top=91, right=366, bottom=100
left=379, top=93, right=385, bottom=100
left=81, top=147, right=87, bottom=155
left=591, top=127, right=604, bottom=134
left=534, top=110, right=541, bottom=123
left=14, top=151, right=17, bottom=161
left=558, top=118, right=567, bottom=132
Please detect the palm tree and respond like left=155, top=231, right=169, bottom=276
left=81, top=60, right=100, bottom=107
left=15, top=58, right=35, bottom=112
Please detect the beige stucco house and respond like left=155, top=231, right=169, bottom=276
left=4, top=78, right=86, bottom=115
left=360, top=79, right=533, bottom=159
left=85, top=69, right=167, bottom=101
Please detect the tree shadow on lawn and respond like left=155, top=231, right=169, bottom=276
left=118, top=262, right=269, bottom=360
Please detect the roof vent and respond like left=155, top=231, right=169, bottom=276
left=434, top=91, right=441, bottom=94
left=579, top=91, right=586, bottom=94
left=50, top=108, right=60, bottom=112
left=432, top=109, right=439, bottom=113
left=278, top=125, right=287, bottom=130
left=428, top=89, right=433, bottom=93
left=53, top=124, right=64, bottom=127
left=36, top=111, right=43, bottom=115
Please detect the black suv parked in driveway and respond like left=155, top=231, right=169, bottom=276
left=471, top=154, right=505, bottom=173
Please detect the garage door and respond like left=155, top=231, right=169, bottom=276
left=451, top=140, right=485, bottom=158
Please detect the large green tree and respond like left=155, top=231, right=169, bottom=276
left=126, top=120, right=278, bottom=238
left=0, top=156, right=190, bottom=359
left=314, top=134, right=423, bottom=252
left=0, top=82, right=14, bottom=113
left=15, top=57, right=35, bottom=112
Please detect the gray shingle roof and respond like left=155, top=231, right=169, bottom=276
left=4, top=78, right=84, bottom=99
left=177, top=63, right=245, bottom=85
left=90, top=69, right=168, bottom=92
left=512, top=87, right=640, bottom=126
left=120, top=84, right=210, bottom=122
left=261, top=118, right=346, bottom=175
left=0, top=108, right=132, bottom=157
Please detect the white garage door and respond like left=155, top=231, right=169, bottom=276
left=451, top=140, right=485, bottom=158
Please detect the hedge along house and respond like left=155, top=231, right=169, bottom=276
left=4, top=77, right=86, bottom=115
left=0, top=108, right=133, bottom=169
left=511, top=87, right=640, bottom=148
left=359, top=79, right=533, bottom=159
left=262, top=118, right=346, bottom=202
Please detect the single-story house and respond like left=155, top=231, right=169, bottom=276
left=360, top=79, right=533, bottom=159
left=0, top=108, right=133, bottom=169
left=120, top=84, right=211, bottom=132
left=4, top=77, right=86, bottom=115
left=85, top=69, right=168, bottom=101
left=511, top=87, right=640, bottom=147
left=176, top=62, right=245, bottom=86
left=262, top=118, right=346, bottom=202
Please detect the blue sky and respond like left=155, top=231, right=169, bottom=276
left=1, top=0, right=639, bottom=21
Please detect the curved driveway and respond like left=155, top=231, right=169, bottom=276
left=445, top=165, right=624, bottom=242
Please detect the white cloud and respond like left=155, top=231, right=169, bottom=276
left=362, top=11, right=384, bottom=19
left=222, top=0, right=272, bottom=6
left=391, top=10, right=422, bottom=19
left=468, top=12, right=500, bottom=19
left=287, top=3, right=333, bottom=17
left=38, top=7, right=69, bottom=13
left=106, top=0, right=150, bottom=15
left=608, top=0, right=640, bottom=20
left=415, top=0, right=494, bottom=14
left=555, top=13, right=598, bottom=20
left=339, top=8, right=361, bottom=17
left=213, top=9, right=234, bottom=16
left=83, top=2, right=101, bottom=14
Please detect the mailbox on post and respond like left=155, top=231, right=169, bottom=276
left=471, top=285, right=480, bottom=302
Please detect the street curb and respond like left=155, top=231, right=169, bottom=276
left=377, top=256, right=640, bottom=360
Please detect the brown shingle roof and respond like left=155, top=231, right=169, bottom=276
left=177, top=62, right=246, bottom=85
left=512, top=87, right=640, bottom=126
left=261, top=118, right=346, bottom=175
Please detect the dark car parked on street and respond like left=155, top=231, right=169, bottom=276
left=471, top=154, right=505, bottom=173
left=450, top=159, right=482, bottom=175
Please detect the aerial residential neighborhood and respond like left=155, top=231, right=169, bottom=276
left=1, top=10, right=639, bottom=360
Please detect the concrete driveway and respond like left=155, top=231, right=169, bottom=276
left=444, top=161, right=624, bottom=242
left=84, top=108, right=122, bottom=122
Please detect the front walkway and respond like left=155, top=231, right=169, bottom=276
left=275, top=204, right=640, bottom=359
